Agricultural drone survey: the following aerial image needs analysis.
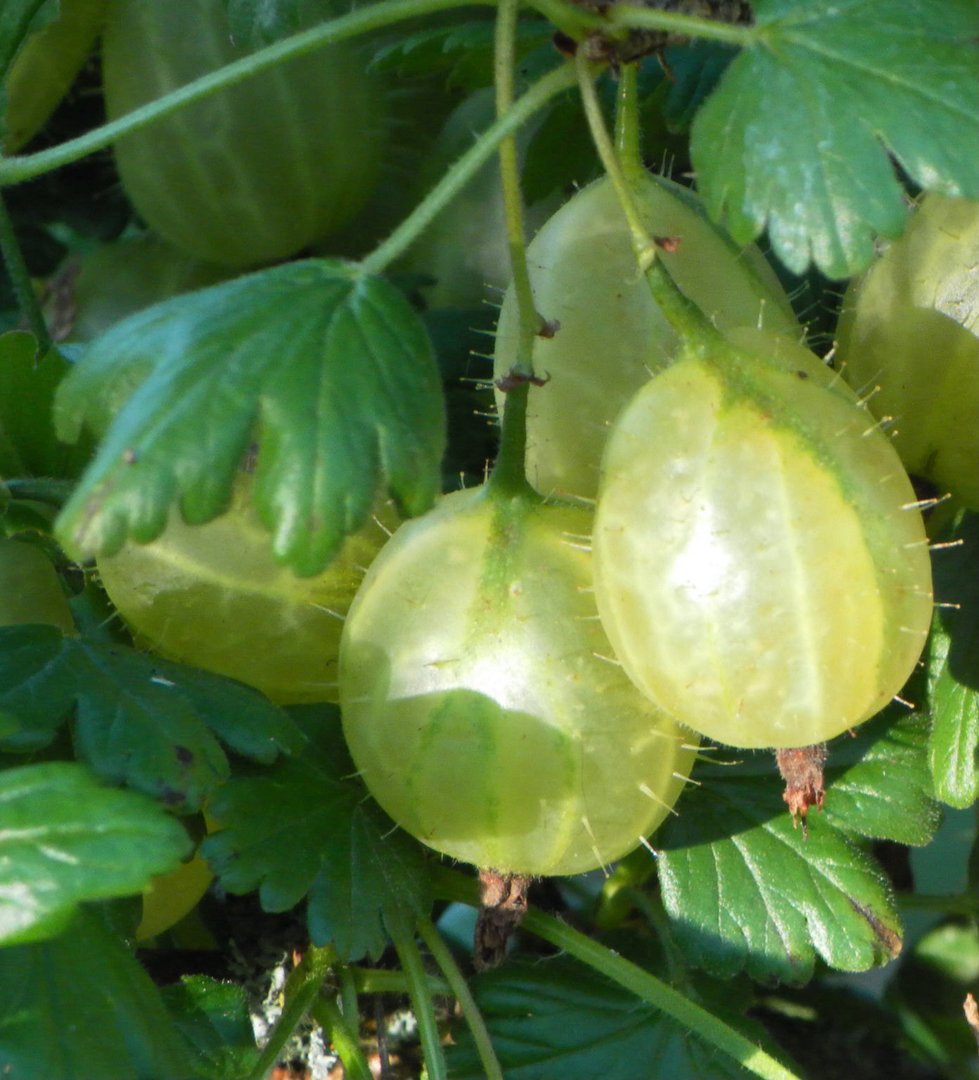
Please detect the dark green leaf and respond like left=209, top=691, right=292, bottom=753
left=662, top=41, right=738, bottom=132
left=0, top=332, right=90, bottom=479
left=927, top=511, right=979, bottom=807
left=203, top=704, right=431, bottom=961
left=0, top=906, right=196, bottom=1078
left=692, top=0, right=979, bottom=277
left=161, top=975, right=261, bottom=1080
left=53, top=260, right=445, bottom=575
left=657, top=711, right=937, bottom=984
left=447, top=953, right=756, bottom=1079
left=0, top=623, right=69, bottom=747
left=0, top=0, right=55, bottom=77
left=0, top=625, right=304, bottom=810
left=0, top=762, right=190, bottom=946
left=886, top=920, right=979, bottom=1075
left=754, top=981, right=937, bottom=1080
left=374, top=19, right=518, bottom=89
left=521, top=93, right=599, bottom=204
left=822, top=712, right=939, bottom=845
left=224, top=0, right=303, bottom=46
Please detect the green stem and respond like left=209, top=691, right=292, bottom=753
left=614, top=63, right=644, bottom=186
left=607, top=5, right=757, bottom=47
left=523, top=906, right=800, bottom=1080
left=495, top=0, right=539, bottom=375
left=479, top=0, right=545, bottom=501
left=360, top=61, right=577, bottom=276
left=433, top=868, right=801, bottom=1080
left=898, top=891, right=979, bottom=915
left=388, top=918, right=448, bottom=1080
left=246, top=945, right=335, bottom=1080
left=0, top=0, right=494, bottom=188
left=574, top=49, right=653, bottom=271
left=574, top=45, right=718, bottom=350
left=418, top=918, right=504, bottom=1080
left=338, top=964, right=360, bottom=1029
left=310, top=996, right=373, bottom=1080
left=0, top=192, right=49, bottom=347
left=350, top=966, right=452, bottom=996
left=489, top=381, right=537, bottom=497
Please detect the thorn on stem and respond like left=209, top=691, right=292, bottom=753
left=495, top=368, right=551, bottom=393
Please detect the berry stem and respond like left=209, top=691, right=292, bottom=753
left=483, top=0, right=551, bottom=502
left=614, top=63, right=644, bottom=187
left=575, top=47, right=723, bottom=353
left=495, top=0, right=540, bottom=377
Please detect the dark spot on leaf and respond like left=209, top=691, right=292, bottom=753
left=847, top=896, right=902, bottom=959
left=796, top=370, right=809, bottom=379
left=159, top=785, right=184, bottom=807
left=175, top=745, right=194, bottom=766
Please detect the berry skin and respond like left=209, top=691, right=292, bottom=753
left=339, top=486, right=697, bottom=876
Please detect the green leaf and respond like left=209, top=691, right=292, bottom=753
left=662, top=41, right=738, bottom=132
left=0, top=762, right=190, bottom=946
left=0, top=625, right=304, bottom=810
left=0, top=332, right=89, bottom=479
left=203, top=704, right=431, bottom=961
left=0, top=905, right=196, bottom=1078
left=927, top=512, right=979, bottom=808
left=446, top=953, right=759, bottom=1079
left=821, top=712, right=939, bottom=845
left=224, top=0, right=303, bottom=46
left=372, top=19, right=523, bottom=89
left=53, top=260, right=446, bottom=575
left=0, top=0, right=55, bottom=76
left=657, top=712, right=938, bottom=985
left=691, top=0, right=979, bottom=277
left=160, top=975, right=261, bottom=1080
left=886, top=920, right=979, bottom=1074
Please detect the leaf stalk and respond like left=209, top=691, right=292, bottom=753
left=418, top=917, right=504, bottom=1080
left=246, top=944, right=335, bottom=1080
left=432, top=867, right=802, bottom=1080
left=388, top=916, right=449, bottom=1080
left=0, top=193, right=50, bottom=348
